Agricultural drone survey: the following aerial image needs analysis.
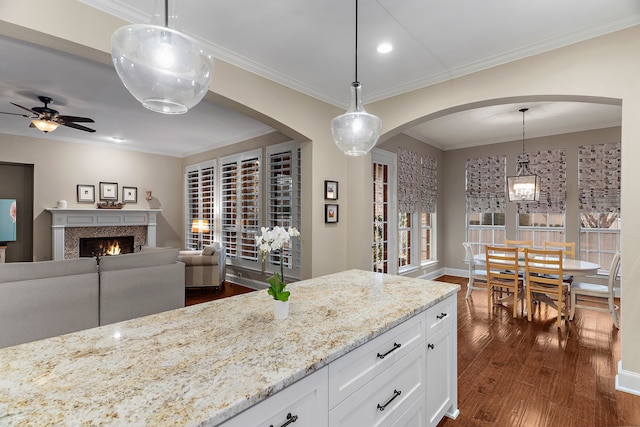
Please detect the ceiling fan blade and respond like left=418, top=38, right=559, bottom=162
left=62, top=121, right=96, bottom=133
left=0, top=111, right=30, bottom=118
left=10, top=102, right=39, bottom=115
left=58, top=115, right=95, bottom=123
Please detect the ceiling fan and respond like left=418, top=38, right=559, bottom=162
left=0, top=96, right=95, bottom=133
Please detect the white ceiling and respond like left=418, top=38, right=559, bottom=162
left=1, top=0, right=638, bottom=156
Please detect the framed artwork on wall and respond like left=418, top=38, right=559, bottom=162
left=122, top=186, right=138, bottom=203
left=325, top=203, right=339, bottom=223
left=76, top=184, right=95, bottom=203
left=324, top=180, right=338, bottom=200
left=99, top=182, right=118, bottom=201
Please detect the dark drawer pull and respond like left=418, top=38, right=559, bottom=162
left=377, top=342, right=401, bottom=359
left=428, top=343, right=435, bottom=350
left=377, top=389, right=401, bottom=411
left=436, top=312, right=448, bottom=320
left=270, top=412, right=298, bottom=427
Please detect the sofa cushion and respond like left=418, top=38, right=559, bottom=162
left=98, top=248, right=179, bottom=272
left=0, top=271, right=100, bottom=348
left=0, top=258, right=98, bottom=283
left=202, top=242, right=221, bottom=255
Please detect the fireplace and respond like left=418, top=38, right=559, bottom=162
left=79, top=236, right=135, bottom=257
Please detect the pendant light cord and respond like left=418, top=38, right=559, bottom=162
left=520, top=108, right=528, bottom=154
left=164, top=0, right=169, bottom=27
left=354, top=0, right=359, bottom=84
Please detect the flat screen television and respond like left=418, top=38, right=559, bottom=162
left=0, top=199, right=17, bottom=243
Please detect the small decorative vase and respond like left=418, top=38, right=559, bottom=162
left=273, top=299, right=290, bottom=320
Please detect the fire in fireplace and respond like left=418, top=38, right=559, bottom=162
left=79, top=236, right=135, bottom=257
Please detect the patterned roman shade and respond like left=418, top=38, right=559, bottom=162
left=578, top=142, right=621, bottom=213
left=421, top=155, right=438, bottom=213
left=398, top=148, right=438, bottom=213
left=515, top=148, right=566, bottom=214
left=465, top=155, right=506, bottom=213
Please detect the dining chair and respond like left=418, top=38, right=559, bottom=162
left=463, top=242, right=487, bottom=299
left=543, top=241, right=575, bottom=259
left=505, top=239, right=533, bottom=252
left=570, top=251, right=621, bottom=328
left=542, top=241, right=576, bottom=286
left=485, top=246, right=524, bottom=319
left=523, top=248, right=569, bottom=328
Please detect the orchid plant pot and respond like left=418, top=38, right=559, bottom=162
left=273, top=299, right=290, bottom=320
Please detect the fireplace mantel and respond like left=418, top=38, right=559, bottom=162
left=46, top=208, right=162, bottom=260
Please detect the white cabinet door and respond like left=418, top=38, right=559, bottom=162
left=220, top=367, right=328, bottom=427
left=425, top=325, right=454, bottom=427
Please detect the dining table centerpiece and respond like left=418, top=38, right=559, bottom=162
left=256, top=225, right=301, bottom=319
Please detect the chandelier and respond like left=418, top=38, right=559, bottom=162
left=507, top=108, right=541, bottom=202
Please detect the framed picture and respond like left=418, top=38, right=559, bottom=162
left=122, top=186, right=138, bottom=203
left=324, top=180, right=338, bottom=200
left=325, top=203, right=339, bottom=223
left=76, top=184, right=95, bottom=203
left=99, top=182, right=118, bottom=201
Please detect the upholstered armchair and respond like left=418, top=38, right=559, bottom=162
left=178, top=243, right=226, bottom=289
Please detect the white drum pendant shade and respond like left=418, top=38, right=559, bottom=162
left=331, top=82, right=382, bottom=156
left=111, top=24, right=214, bottom=114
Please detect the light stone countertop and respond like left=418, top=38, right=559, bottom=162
left=0, top=269, right=459, bottom=426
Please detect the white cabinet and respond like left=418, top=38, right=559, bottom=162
left=219, top=294, right=458, bottom=427
left=425, top=296, right=459, bottom=426
left=220, top=367, right=328, bottom=427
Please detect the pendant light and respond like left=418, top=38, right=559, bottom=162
left=330, top=0, right=382, bottom=156
left=111, top=0, right=214, bottom=114
left=507, top=108, right=541, bottom=202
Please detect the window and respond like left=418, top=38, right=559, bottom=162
left=517, top=213, right=565, bottom=248
left=185, top=161, right=215, bottom=250
left=578, top=142, right=621, bottom=272
left=465, top=156, right=506, bottom=255
left=466, top=212, right=506, bottom=255
left=396, top=149, right=437, bottom=272
left=398, top=212, right=412, bottom=269
left=580, top=212, right=620, bottom=272
left=266, top=142, right=301, bottom=278
left=221, top=150, right=261, bottom=268
left=420, top=212, right=432, bottom=263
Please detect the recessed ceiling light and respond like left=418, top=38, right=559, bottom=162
left=377, top=43, right=393, bottom=54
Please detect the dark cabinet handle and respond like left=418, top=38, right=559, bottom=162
left=269, top=412, right=298, bottom=427
left=377, top=389, right=402, bottom=411
left=377, top=342, right=401, bottom=359
left=428, top=343, right=434, bottom=350
left=436, top=312, right=448, bottom=320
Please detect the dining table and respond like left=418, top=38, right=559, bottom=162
left=473, top=253, right=600, bottom=275
left=473, top=253, right=600, bottom=315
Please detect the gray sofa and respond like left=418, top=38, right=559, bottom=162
left=0, top=247, right=184, bottom=349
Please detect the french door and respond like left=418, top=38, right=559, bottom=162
left=372, top=149, right=397, bottom=274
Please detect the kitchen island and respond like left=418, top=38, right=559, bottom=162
left=0, top=269, right=459, bottom=426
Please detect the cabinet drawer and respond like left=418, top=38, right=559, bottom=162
left=391, top=391, right=426, bottom=427
left=329, top=345, right=426, bottom=427
left=328, top=313, right=425, bottom=409
left=425, top=296, right=453, bottom=337
left=220, top=367, right=328, bottom=427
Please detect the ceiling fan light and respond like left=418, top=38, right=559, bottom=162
left=31, top=119, right=59, bottom=133
left=111, top=24, right=214, bottom=114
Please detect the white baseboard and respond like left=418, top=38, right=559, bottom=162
left=616, top=361, right=640, bottom=396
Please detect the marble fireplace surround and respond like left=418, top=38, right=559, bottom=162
left=46, top=209, right=161, bottom=260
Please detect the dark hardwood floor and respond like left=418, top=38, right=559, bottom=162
left=185, top=275, right=640, bottom=427
left=185, top=282, right=254, bottom=306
